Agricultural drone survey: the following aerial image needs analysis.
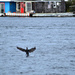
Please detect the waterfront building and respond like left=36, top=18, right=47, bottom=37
left=0, top=0, right=16, bottom=13
left=32, top=0, right=65, bottom=13
left=15, top=0, right=65, bottom=13
left=16, top=1, right=32, bottom=13
left=0, top=0, right=65, bottom=13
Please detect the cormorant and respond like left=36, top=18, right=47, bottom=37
left=17, top=47, right=36, bottom=57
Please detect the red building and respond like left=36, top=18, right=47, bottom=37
left=16, top=2, right=32, bottom=13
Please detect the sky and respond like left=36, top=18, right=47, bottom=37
left=65, top=0, right=68, bottom=1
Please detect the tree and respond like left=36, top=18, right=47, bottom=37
left=66, top=0, right=75, bottom=12
left=68, top=0, right=75, bottom=4
left=72, top=0, right=75, bottom=5
left=65, top=1, right=72, bottom=12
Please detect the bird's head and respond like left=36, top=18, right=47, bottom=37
left=26, top=47, right=28, bottom=50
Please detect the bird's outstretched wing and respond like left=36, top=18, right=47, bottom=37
left=29, top=47, right=36, bottom=53
left=17, top=47, right=26, bottom=52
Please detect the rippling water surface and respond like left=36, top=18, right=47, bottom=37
left=0, top=17, right=75, bottom=75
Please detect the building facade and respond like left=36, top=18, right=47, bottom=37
left=32, top=0, right=65, bottom=13
left=0, top=0, right=16, bottom=13
left=16, top=2, right=32, bottom=13
left=16, top=0, right=65, bottom=13
left=0, top=0, right=65, bottom=13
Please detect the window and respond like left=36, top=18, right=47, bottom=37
left=0, top=3, right=4, bottom=13
left=26, top=2, right=32, bottom=12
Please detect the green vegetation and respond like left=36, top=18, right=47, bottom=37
left=66, top=0, right=75, bottom=12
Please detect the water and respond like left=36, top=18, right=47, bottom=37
left=0, top=17, right=75, bottom=75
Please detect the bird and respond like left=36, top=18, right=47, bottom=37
left=17, top=46, right=36, bottom=57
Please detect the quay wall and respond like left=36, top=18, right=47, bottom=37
left=0, top=12, right=74, bottom=17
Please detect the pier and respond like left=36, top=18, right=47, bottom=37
left=5, top=13, right=30, bottom=17
left=33, top=13, right=74, bottom=17
left=0, top=12, right=74, bottom=17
